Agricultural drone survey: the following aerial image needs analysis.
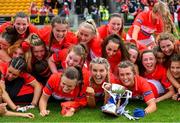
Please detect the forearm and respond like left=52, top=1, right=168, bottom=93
left=2, top=91, right=17, bottom=110
left=4, top=110, right=24, bottom=117
left=48, top=58, right=58, bottom=73
left=39, top=95, right=48, bottom=112
left=145, top=99, right=157, bottom=114
left=132, top=25, right=140, bottom=41
left=157, top=88, right=175, bottom=102
left=87, top=95, right=96, bottom=108
left=31, top=83, right=42, bottom=106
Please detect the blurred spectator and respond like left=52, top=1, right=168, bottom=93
left=168, top=0, right=176, bottom=21
left=83, top=7, right=91, bottom=20
left=177, top=0, right=180, bottom=28
left=121, top=1, right=129, bottom=24
left=39, top=5, right=49, bottom=15
left=30, top=2, right=39, bottom=15
left=59, top=2, right=70, bottom=20
left=91, top=5, right=100, bottom=26
left=101, top=6, right=109, bottom=25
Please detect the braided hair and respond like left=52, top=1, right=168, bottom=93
left=10, top=57, right=26, bottom=71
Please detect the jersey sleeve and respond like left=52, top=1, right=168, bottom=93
left=133, top=12, right=145, bottom=27
left=20, top=73, right=36, bottom=84
left=43, top=73, right=58, bottom=96
left=139, top=77, right=155, bottom=102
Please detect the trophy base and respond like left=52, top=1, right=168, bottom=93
left=102, top=110, right=118, bottom=116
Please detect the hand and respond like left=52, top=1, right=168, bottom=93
left=40, top=110, right=50, bottom=117
left=22, top=113, right=35, bottom=118
left=133, top=108, right=145, bottom=117
left=61, top=107, right=75, bottom=117
left=0, top=103, right=7, bottom=115
left=86, top=87, right=95, bottom=96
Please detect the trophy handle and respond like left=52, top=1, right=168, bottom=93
left=102, top=82, right=111, bottom=94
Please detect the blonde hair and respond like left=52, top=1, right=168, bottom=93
left=89, top=57, right=110, bottom=84
left=78, top=19, right=98, bottom=36
left=153, top=1, right=179, bottom=37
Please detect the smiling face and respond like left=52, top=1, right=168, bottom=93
left=108, top=17, right=122, bottom=34
left=52, top=23, right=68, bottom=41
left=91, top=63, right=108, bottom=85
left=60, top=76, right=77, bottom=93
left=105, top=40, right=119, bottom=57
left=65, top=51, right=82, bottom=67
left=32, top=45, right=46, bottom=60
left=14, top=17, right=29, bottom=34
left=118, top=66, right=134, bottom=88
left=159, top=39, right=174, bottom=56
left=78, top=26, right=94, bottom=44
left=142, top=52, right=156, bottom=73
left=170, top=61, right=180, bottom=79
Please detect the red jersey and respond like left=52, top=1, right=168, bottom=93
left=127, top=10, right=163, bottom=41
left=107, top=51, right=122, bottom=74
left=117, top=75, right=155, bottom=102
left=143, top=64, right=172, bottom=90
left=98, top=25, right=126, bottom=41
left=0, top=22, right=38, bottom=39
left=38, top=26, right=77, bottom=53
left=43, top=73, right=87, bottom=109
left=0, top=62, right=35, bottom=96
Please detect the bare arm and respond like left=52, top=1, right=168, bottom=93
left=29, top=80, right=42, bottom=106
left=0, top=82, right=17, bottom=110
left=132, top=25, right=140, bottom=41
left=39, top=93, right=50, bottom=116
left=48, top=55, right=58, bottom=74
left=4, top=111, right=34, bottom=118
left=145, top=99, right=157, bottom=114
left=156, top=86, right=175, bottom=102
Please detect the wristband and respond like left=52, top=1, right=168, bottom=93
left=133, top=108, right=145, bottom=117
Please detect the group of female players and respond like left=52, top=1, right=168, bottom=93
left=0, top=1, right=179, bottom=118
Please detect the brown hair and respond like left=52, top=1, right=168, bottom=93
left=118, top=60, right=135, bottom=74
left=8, top=42, right=31, bottom=72
left=157, top=32, right=176, bottom=46
left=67, top=44, right=87, bottom=67
left=108, top=13, right=124, bottom=37
left=102, top=34, right=129, bottom=60
left=49, top=16, right=69, bottom=52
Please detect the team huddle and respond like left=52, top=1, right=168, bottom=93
left=0, top=1, right=179, bottom=119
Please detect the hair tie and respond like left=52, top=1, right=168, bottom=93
left=21, top=41, right=31, bottom=52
